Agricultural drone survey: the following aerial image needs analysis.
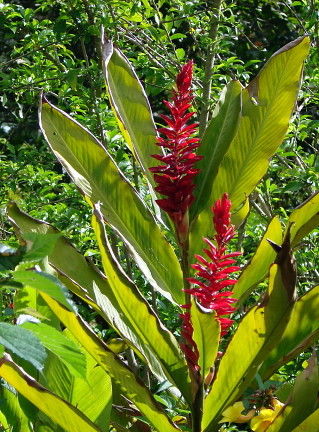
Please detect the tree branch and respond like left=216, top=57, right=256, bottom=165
left=198, top=0, right=223, bottom=136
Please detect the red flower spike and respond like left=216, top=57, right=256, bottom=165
left=180, top=194, right=241, bottom=373
left=149, top=60, right=202, bottom=242
left=188, top=193, right=240, bottom=337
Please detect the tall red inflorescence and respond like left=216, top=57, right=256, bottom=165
left=149, top=60, right=202, bottom=242
left=181, top=193, right=241, bottom=371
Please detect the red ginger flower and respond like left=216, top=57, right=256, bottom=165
left=187, top=193, right=241, bottom=336
left=149, top=61, right=202, bottom=239
left=180, top=194, right=240, bottom=371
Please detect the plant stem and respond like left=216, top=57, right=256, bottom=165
left=192, top=384, right=204, bottom=432
left=198, top=0, right=223, bottom=137
left=180, top=236, right=190, bottom=304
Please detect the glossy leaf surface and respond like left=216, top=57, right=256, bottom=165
left=40, top=292, right=180, bottom=432
left=39, top=99, right=183, bottom=303
left=190, top=36, right=310, bottom=258
left=287, top=192, right=319, bottom=247
left=191, top=299, right=220, bottom=380
left=191, top=80, right=242, bottom=219
left=92, top=205, right=191, bottom=403
left=203, top=261, right=296, bottom=432
left=0, top=355, right=103, bottom=432
left=260, top=285, right=319, bottom=380
left=43, top=331, right=112, bottom=430
left=291, top=409, right=319, bottom=432
left=8, top=203, right=191, bottom=402
left=233, top=216, right=282, bottom=305
left=102, top=39, right=158, bottom=186
left=21, top=322, right=86, bottom=379
left=267, top=353, right=318, bottom=432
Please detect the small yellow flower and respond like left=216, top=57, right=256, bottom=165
left=219, top=401, right=255, bottom=424
left=250, top=399, right=284, bottom=432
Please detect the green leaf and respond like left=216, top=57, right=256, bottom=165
left=92, top=205, right=192, bottom=404
left=260, top=285, right=319, bottom=380
left=191, top=299, right=220, bottom=381
left=13, top=270, right=73, bottom=311
left=202, top=257, right=296, bottom=431
left=102, top=39, right=158, bottom=186
left=0, top=323, right=46, bottom=372
left=23, top=233, right=61, bottom=262
left=267, top=353, right=318, bottom=432
left=39, top=99, right=184, bottom=304
left=233, top=216, right=283, bottom=305
left=40, top=292, right=180, bottom=432
left=21, top=322, right=86, bottom=379
left=291, top=409, right=319, bottom=432
left=287, top=192, right=319, bottom=247
left=0, top=355, right=104, bottom=432
left=8, top=203, right=191, bottom=403
left=191, top=80, right=242, bottom=220
left=43, top=330, right=112, bottom=430
left=0, top=385, right=33, bottom=432
left=190, top=36, right=310, bottom=258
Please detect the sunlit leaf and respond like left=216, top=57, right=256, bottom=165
left=190, top=36, right=310, bottom=259
left=0, top=355, right=104, bottom=432
left=40, top=293, right=180, bottom=432
left=233, top=216, right=283, bottom=305
left=39, top=99, right=183, bottom=303
left=0, top=323, right=46, bottom=372
left=102, top=39, right=158, bottom=186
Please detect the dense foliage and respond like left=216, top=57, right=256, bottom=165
left=0, top=1, right=318, bottom=432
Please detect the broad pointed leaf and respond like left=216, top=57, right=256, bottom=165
left=191, top=80, right=242, bottom=219
left=233, top=216, right=282, bottom=305
left=0, top=355, right=104, bottom=432
left=260, top=285, right=319, bottom=380
left=0, top=386, right=33, bottom=432
left=287, top=192, right=319, bottom=247
left=8, top=203, right=191, bottom=403
left=203, top=247, right=297, bottom=431
left=191, top=299, right=220, bottom=380
left=40, top=292, right=180, bottom=432
left=190, top=36, right=310, bottom=259
left=13, top=270, right=73, bottom=311
left=102, top=39, right=158, bottom=186
left=39, top=99, right=183, bottom=303
left=291, top=409, right=319, bottom=432
left=92, top=204, right=191, bottom=403
left=267, top=353, right=318, bottom=432
left=43, top=330, right=112, bottom=430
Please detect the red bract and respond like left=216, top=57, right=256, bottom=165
left=187, top=193, right=241, bottom=336
left=180, top=194, right=240, bottom=373
left=149, top=61, right=202, bottom=240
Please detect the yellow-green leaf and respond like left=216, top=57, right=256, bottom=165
left=191, top=299, right=220, bottom=381
left=0, top=354, right=103, bottom=432
left=190, top=36, right=310, bottom=259
left=191, top=80, right=242, bottom=220
left=39, top=99, right=183, bottom=303
left=102, top=39, right=157, bottom=186
left=92, top=204, right=191, bottom=404
left=267, top=353, right=318, bottom=432
left=233, top=216, right=282, bottom=305
left=260, top=285, right=319, bottom=380
left=8, top=204, right=186, bottom=394
left=40, top=293, right=180, bottom=432
left=287, top=192, right=319, bottom=247
left=202, top=260, right=296, bottom=432
left=291, top=409, right=319, bottom=432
